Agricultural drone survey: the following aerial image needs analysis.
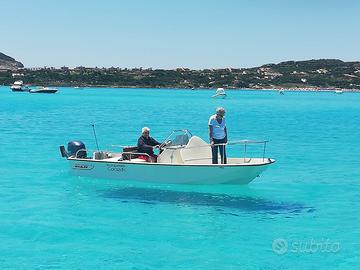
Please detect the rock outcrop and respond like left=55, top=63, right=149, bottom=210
left=0, top=52, right=24, bottom=70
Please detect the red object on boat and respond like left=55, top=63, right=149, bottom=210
left=138, top=155, right=149, bottom=161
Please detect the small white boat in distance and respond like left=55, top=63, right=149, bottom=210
left=212, top=88, right=227, bottom=99
left=60, top=130, right=275, bottom=185
left=10, top=80, right=30, bottom=92
left=335, top=90, right=343, bottom=94
left=30, top=87, right=58, bottom=94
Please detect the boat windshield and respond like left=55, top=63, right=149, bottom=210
left=216, top=88, right=225, bottom=94
left=160, top=129, right=192, bottom=148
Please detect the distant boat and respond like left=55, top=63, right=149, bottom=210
left=212, top=88, right=227, bottom=99
left=30, top=87, right=58, bottom=94
left=335, top=90, right=343, bottom=94
left=10, top=80, right=30, bottom=92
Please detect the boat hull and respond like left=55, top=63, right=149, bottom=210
left=10, top=87, right=30, bottom=92
left=67, top=158, right=274, bottom=185
left=30, top=89, right=57, bottom=93
left=211, top=94, right=227, bottom=99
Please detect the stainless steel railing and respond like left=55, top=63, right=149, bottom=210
left=165, top=140, right=269, bottom=163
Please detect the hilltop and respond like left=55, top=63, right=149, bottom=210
left=1, top=57, right=360, bottom=90
left=257, top=59, right=360, bottom=89
left=0, top=52, right=24, bottom=70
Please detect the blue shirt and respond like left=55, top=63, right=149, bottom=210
left=208, top=114, right=226, bottom=139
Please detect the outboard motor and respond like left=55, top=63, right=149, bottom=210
left=67, top=141, right=87, bottom=158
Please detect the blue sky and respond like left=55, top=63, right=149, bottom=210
left=1, top=0, right=359, bottom=69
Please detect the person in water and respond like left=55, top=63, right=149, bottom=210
left=208, top=107, right=227, bottom=164
left=137, top=127, right=161, bottom=162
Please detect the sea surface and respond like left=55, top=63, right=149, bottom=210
left=0, top=86, right=359, bottom=269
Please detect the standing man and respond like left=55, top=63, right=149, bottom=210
left=208, top=107, right=227, bottom=164
left=137, top=127, right=161, bottom=162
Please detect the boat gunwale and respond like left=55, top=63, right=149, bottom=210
left=67, top=157, right=275, bottom=167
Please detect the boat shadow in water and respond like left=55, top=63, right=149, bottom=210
left=100, top=187, right=315, bottom=216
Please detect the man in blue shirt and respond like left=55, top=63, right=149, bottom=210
left=208, top=107, right=227, bottom=164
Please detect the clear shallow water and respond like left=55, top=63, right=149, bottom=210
left=0, top=86, right=359, bottom=269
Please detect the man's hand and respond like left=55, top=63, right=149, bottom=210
left=210, top=140, right=215, bottom=148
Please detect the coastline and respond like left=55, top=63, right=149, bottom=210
left=3, top=59, right=360, bottom=92
left=3, top=83, right=360, bottom=92
left=62, top=85, right=360, bottom=92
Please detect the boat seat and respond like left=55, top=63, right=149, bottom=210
left=123, top=146, right=138, bottom=152
left=180, top=136, right=212, bottom=164
left=122, top=146, right=138, bottom=160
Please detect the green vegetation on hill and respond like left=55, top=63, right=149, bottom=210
left=1, top=58, right=360, bottom=90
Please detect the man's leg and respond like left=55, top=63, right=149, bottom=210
left=217, top=138, right=227, bottom=164
left=212, top=145, right=218, bottom=164
left=219, top=144, right=227, bottom=164
left=150, top=155, right=157, bottom=163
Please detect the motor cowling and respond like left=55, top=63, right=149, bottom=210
left=67, top=141, right=87, bottom=158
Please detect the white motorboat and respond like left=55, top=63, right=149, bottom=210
left=10, top=80, right=30, bottom=92
left=30, top=87, right=58, bottom=94
left=334, top=90, right=343, bottom=94
left=212, top=88, right=227, bottom=99
left=60, top=130, right=275, bottom=185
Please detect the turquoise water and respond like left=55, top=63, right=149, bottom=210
left=1, top=86, right=359, bottom=269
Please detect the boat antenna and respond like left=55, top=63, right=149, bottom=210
left=91, top=123, right=100, bottom=151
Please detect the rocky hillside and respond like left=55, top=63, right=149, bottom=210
left=0, top=52, right=24, bottom=70
left=255, top=59, right=360, bottom=89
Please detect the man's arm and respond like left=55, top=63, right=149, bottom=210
left=149, top=137, right=161, bottom=146
left=209, top=125, right=214, bottom=146
left=224, top=127, right=228, bottom=143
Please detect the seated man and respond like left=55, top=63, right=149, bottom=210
left=137, top=127, right=160, bottom=162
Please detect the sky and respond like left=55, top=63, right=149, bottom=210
left=1, top=0, right=359, bottom=69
